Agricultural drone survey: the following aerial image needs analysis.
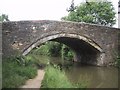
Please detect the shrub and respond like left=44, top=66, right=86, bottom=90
left=26, top=54, right=49, bottom=66
left=61, top=44, right=74, bottom=61
left=30, top=41, right=62, bottom=57
left=15, top=66, right=37, bottom=79
left=31, top=44, right=49, bottom=55
left=2, top=56, right=37, bottom=88
left=3, top=73, right=26, bottom=88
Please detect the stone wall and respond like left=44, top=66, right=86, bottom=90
left=2, top=20, right=120, bottom=66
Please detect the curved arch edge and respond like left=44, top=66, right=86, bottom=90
left=22, top=33, right=103, bottom=56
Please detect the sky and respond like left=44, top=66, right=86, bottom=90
left=0, top=0, right=118, bottom=27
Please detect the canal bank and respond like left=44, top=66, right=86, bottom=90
left=22, top=55, right=118, bottom=88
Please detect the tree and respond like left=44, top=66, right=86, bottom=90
left=62, top=1, right=116, bottom=26
left=66, top=0, right=76, bottom=12
left=0, top=14, right=10, bottom=22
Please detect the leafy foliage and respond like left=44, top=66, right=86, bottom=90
left=61, top=44, right=74, bottom=61
left=2, top=56, right=37, bottom=88
left=47, top=42, right=62, bottom=57
left=26, top=54, right=50, bottom=68
left=31, top=41, right=74, bottom=61
left=31, top=42, right=62, bottom=57
left=67, top=0, right=76, bottom=12
left=0, top=14, right=9, bottom=22
left=62, top=1, right=116, bottom=26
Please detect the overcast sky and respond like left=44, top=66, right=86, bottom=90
left=0, top=0, right=118, bottom=27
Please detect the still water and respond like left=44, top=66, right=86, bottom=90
left=37, top=55, right=118, bottom=88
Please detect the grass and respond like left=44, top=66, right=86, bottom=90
left=2, top=51, right=87, bottom=88
left=26, top=54, right=49, bottom=66
left=41, top=65, right=86, bottom=89
left=2, top=56, right=37, bottom=88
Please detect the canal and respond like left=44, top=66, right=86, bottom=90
left=30, top=55, right=118, bottom=88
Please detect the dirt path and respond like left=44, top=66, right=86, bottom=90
left=20, top=69, right=45, bottom=88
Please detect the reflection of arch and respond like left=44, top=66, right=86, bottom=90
left=22, top=33, right=103, bottom=56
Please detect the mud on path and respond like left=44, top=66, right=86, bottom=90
left=20, top=69, right=45, bottom=89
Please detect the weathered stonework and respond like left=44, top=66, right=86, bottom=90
left=2, top=20, right=120, bottom=66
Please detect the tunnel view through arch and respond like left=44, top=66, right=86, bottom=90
left=23, top=34, right=103, bottom=65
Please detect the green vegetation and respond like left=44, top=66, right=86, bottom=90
left=31, top=42, right=62, bottom=57
left=0, top=14, right=9, bottom=22
left=62, top=1, right=116, bottom=26
left=61, top=44, right=74, bottom=61
left=26, top=54, right=50, bottom=67
left=49, top=1, right=117, bottom=63
left=41, top=65, right=86, bottom=88
left=116, top=55, right=120, bottom=68
left=2, top=56, right=37, bottom=88
left=31, top=41, right=75, bottom=61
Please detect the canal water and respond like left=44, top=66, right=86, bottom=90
left=35, top=55, right=118, bottom=88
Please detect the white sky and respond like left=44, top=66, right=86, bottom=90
left=0, top=0, right=118, bottom=27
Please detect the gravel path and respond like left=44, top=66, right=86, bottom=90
left=20, top=69, right=45, bottom=89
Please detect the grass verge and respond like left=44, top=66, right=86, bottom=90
left=41, top=65, right=86, bottom=88
left=2, top=56, right=37, bottom=88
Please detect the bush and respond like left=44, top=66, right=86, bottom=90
left=3, top=73, right=26, bottom=88
left=30, top=41, right=62, bottom=57
left=31, top=44, right=49, bottom=55
left=2, top=56, right=37, bottom=88
left=26, top=54, right=49, bottom=66
left=47, top=42, right=62, bottom=57
left=61, top=45, right=74, bottom=61
left=30, top=41, right=74, bottom=61
left=15, top=66, right=37, bottom=79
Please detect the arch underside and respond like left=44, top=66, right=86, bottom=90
left=22, top=33, right=103, bottom=65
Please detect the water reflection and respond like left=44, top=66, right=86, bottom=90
left=36, top=55, right=118, bottom=88
left=65, top=63, right=118, bottom=88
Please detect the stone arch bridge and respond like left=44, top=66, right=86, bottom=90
left=2, top=20, right=120, bottom=66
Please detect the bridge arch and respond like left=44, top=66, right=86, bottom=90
left=22, top=33, right=104, bottom=65
left=3, top=20, right=119, bottom=66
